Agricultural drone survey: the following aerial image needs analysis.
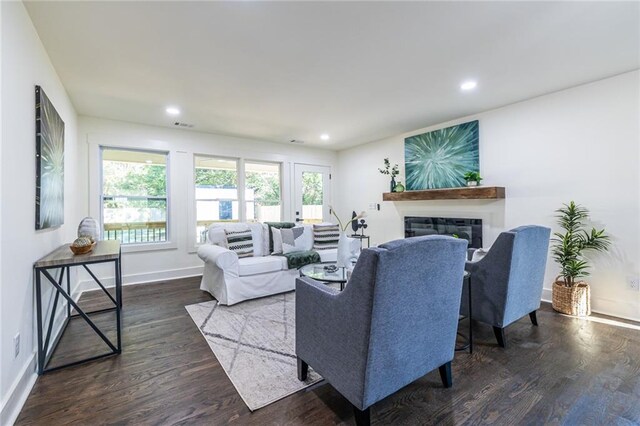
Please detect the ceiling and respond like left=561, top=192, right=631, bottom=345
left=24, top=1, right=640, bottom=150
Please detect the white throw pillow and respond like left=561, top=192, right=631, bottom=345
left=247, top=222, right=265, bottom=257
left=471, top=248, right=489, bottom=262
left=272, top=227, right=284, bottom=254
left=300, top=225, right=314, bottom=251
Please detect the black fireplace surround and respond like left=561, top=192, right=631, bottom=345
left=404, top=216, right=483, bottom=249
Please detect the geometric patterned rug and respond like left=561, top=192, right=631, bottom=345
left=185, top=292, right=323, bottom=411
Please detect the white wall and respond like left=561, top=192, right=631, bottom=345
left=336, top=71, right=640, bottom=321
left=76, top=116, right=338, bottom=288
left=0, top=2, right=4, bottom=421
left=0, top=2, right=81, bottom=424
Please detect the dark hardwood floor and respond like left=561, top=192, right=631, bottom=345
left=16, top=277, right=640, bottom=425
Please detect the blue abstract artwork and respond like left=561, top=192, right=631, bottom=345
left=405, top=120, right=479, bottom=190
left=35, top=85, right=65, bottom=229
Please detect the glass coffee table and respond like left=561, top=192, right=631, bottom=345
left=299, top=262, right=348, bottom=291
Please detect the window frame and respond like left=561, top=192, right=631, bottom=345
left=243, top=159, right=283, bottom=224
left=190, top=154, right=284, bottom=248
left=97, top=145, right=176, bottom=253
left=193, top=154, right=241, bottom=244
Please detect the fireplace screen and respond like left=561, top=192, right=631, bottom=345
left=404, top=217, right=482, bottom=249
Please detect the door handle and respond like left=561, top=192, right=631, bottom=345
left=295, top=218, right=303, bottom=222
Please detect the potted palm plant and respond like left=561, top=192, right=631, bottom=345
left=551, top=201, right=610, bottom=317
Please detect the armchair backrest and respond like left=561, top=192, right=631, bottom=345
left=468, top=225, right=550, bottom=327
left=344, top=235, right=468, bottom=408
left=503, top=225, right=551, bottom=325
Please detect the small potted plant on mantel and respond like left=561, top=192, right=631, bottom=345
left=551, top=201, right=610, bottom=317
left=378, top=158, right=400, bottom=192
left=463, top=171, right=483, bottom=187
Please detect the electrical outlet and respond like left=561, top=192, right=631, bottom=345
left=14, top=333, right=20, bottom=358
left=628, top=276, right=640, bottom=292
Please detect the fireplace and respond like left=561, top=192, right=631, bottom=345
left=404, top=216, right=483, bottom=248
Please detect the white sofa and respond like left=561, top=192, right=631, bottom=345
left=197, top=222, right=337, bottom=305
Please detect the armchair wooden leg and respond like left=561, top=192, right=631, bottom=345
left=297, top=357, right=308, bottom=381
left=353, top=405, right=370, bottom=426
left=438, top=361, right=452, bottom=388
left=493, top=326, right=506, bottom=348
left=529, top=310, right=538, bottom=326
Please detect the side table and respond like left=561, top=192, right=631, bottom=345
left=349, top=234, right=371, bottom=249
left=34, top=240, right=122, bottom=374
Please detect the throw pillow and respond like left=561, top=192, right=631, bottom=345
left=281, top=227, right=307, bottom=254
left=266, top=222, right=296, bottom=253
left=225, top=228, right=254, bottom=258
left=313, top=224, right=340, bottom=250
left=271, top=227, right=284, bottom=254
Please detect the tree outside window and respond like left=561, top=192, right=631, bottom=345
left=101, top=148, right=168, bottom=244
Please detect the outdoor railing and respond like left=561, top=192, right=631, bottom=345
left=104, top=221, right=167, bottom=244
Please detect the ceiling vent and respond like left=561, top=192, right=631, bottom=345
left=289, top=139, right=304, bottom=144
left=174, top=121, right=195, bottom=128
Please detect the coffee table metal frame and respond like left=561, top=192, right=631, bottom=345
left=299, top=261, right=348, bottom=291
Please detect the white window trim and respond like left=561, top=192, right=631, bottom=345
left=88, top=137, right=178, bottom=253
left=189, top=154, right=240, bottom=251
left=244, top=158, right=284, bottom=223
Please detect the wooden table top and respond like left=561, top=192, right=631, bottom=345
left=35, top=240, right=121, bottom=268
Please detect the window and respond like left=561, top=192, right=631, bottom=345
left=195, top=156, right=239, bottom=243
left=245, top=161, right=281, bottom=223
left=101, top=148, right=168, bottom=244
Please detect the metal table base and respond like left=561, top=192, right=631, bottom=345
left=34, top=241, right=122, bottom=374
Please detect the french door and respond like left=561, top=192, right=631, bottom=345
left=293, top=164, right=331, bottom=224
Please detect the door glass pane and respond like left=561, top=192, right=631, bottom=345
left=302, top=171, right=323, bottom=224
left=245, top=162, right=281, bottom=223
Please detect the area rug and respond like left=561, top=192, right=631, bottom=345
left=185, top=292, right=322, bottom=411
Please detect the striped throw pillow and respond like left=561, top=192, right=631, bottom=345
left=313, top=224, right=340, bottom=250
left=225, top=228, right=254, bottom=258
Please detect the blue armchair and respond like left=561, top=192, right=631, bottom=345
left=296, top=235, right=468, bottom=425
left=462, top=225, right=551, bottom=348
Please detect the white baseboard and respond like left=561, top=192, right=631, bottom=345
left=542, top=287, right=640, bottom=322
left=79, top=265, right=203, bottom=292
left=0, top=354, right=37, bottom=426
left=0, top=279, right=84, bottom=426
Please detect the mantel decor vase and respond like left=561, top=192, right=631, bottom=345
left=390, top=177, right=397, bottom=192
left=552, top=276, right=591, bottom=317
left=394, top=181, right=405, bottom=192
left=337, top=233, right=360, bottom=268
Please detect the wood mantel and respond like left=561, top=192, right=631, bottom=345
left=382, top=186, right=505, bottom=201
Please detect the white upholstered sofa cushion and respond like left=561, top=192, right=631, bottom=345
left=238, top=256, right=287, bottom=276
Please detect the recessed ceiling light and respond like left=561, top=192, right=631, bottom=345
left=460, top=81, right=477, bottom=91
left=320, top=133, right=330, bottom=141
left=165, top=106, right=180, bottom=115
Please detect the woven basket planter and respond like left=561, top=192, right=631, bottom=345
left=552, top=276, right=591, bottom=317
